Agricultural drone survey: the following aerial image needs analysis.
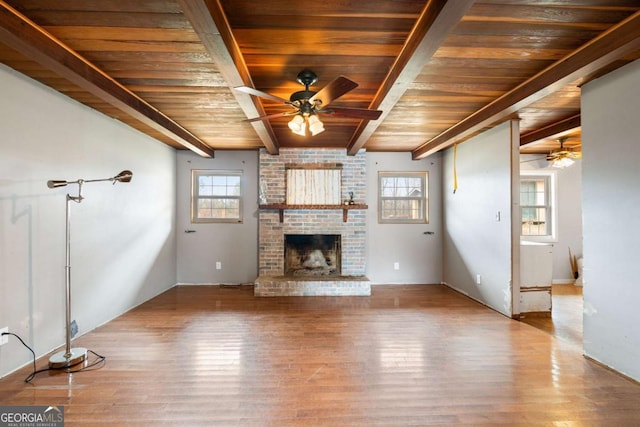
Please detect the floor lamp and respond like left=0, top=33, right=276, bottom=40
left=46, top=170, right=133, bottom=369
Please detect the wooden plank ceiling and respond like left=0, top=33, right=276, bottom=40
left=1, top=0, right=639, bottom=158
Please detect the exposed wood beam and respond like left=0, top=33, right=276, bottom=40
left=412, top=12, right=640, bottom=160
left=520, top=114, right=581, bottom=146
left=179, top=0, right=279, bottom=155
left=346, top=0, right=475, bottom=156
left=0, top=1, right=215, bottom=158
left=412, top=10, right=640, bottom=160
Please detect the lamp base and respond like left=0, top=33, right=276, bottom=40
left=48, top=347, right=87, bottom=369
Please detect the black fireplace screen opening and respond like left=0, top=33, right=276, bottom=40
left=284, top=234, right=341, bottom=276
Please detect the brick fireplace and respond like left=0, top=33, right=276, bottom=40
left=254, top=148, right=371, bottom=296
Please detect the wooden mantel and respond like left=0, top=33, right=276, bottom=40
left=259, top=204, right=368, bottom=223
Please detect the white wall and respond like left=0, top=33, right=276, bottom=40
left=0, top=65, right=177, bottom=378
left=366, top=152, right=442, bottom=284
left=442, top=121, right=519, bottom=317
left=176, top=150, right=258, bottom=284
left=581, top=59, right=640, bottom=381
left=520, top=156, right=583, bottom=283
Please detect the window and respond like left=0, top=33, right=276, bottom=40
left=520, top=172, right=556, bottom=240
left=191, top=170, right=242, bottom=223
left=378, top=172, right=428, bottom=223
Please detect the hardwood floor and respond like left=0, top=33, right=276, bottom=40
left=521, top=284, right=584, bottom=349
left=1, top=284, right=639, bottom=426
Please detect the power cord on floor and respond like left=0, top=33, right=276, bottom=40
left=2, top=332, right=36, bottom=382
left=1, top=331, right=106, bottom=382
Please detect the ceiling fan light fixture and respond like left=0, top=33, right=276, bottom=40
left=308, top=114, right=325, bottom=136
left=237, top=70, right=382, bottom=133
left=551, top=156, right=575, bottom=168
left=288, top=114, right=306, bottom=136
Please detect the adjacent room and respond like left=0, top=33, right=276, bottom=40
left=1, top=1, right=640, bottom=425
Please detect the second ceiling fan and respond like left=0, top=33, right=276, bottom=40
left=235, top=70, right=383, bottom=136
left=546, top=137, right=581, bottom=168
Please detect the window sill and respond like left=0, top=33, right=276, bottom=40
left=521, top=236, right=557, bottom=244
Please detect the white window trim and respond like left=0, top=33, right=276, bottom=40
left=520, top=170, right=557, bottom=243
left=191, top=169, right=243, bottom=224
left=378, top=171, right=429, bottom=224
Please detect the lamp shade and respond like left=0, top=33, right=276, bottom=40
left=308, top=114, right=325, bottom=136
left=47, top=180, right=69, bottom=188
left=551, top=157, right=574, bottom=168
left=114, top=170, right=133, bottom=183
left=288, top=115, right=306, bottom=136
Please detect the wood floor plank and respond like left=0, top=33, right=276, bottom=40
left=1, top=284, right=639, bottom=426
left=521, top=283, right=583, bottom=349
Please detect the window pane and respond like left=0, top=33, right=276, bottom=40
left=198, top=175, right=212, bottom=186
left=226, top=177, right=241, bottom=196
left=198, top=198, right=240, bottom=219
left=200, top=175, right=241, bottom=196
left=380, top=177, right=423, bottom=197
left=522, top=207, right=548, bottom=235
left=209, top=176, right=227, bottom=196
left=198, top=176, right=213, bottom=196
left=520, top=179, right=546, bottom=206
left=197, top=199, right=214, bottom=219
left=211, top=176, right=228, bottom=196
left=381, top=199, right=423, bottom=220
left=212, top=199, right=240, bottom=219
left=210, top=176, right=227, bottom=186
left=520, top=181, right=535, bottom=205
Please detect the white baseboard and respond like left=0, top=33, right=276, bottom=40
left=441, top=282, right=512, bottom=318
left=369, top=282, right=439, bottom=286
left=175, top=282, right=251, bottom=286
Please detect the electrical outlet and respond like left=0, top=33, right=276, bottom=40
left=393, top=262, right=400, bottom=270
left=0, top=327, right=8, bottom=346
left=70, top=320, right=78, bottom=338
left=216, top=261, right=222, bottom=270
left=476, top=274, right=482, bottom=285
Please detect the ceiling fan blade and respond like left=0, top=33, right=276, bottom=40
left=309, top=76, right=358, bottom=106
left=319, top=106, right=383, bottom=120
left=520, top=156, right=548, bottom=163
left=243, top=112, right=293, bottom=123
left=234, top=86, right=289, bottom=104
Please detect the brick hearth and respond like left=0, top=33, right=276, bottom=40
left=254, top=276, right=371, bottom=297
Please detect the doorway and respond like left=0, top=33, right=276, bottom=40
left=519, top=134, right=583, bottom=347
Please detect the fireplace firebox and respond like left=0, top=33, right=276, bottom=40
left=284, top=234, right=341, bottom=276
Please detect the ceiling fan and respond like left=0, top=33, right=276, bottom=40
left=546, top=137, right=582, bottom=168
left=521, top=137, right=581, bottom=168
left=234, top=70, right=383, bottom=136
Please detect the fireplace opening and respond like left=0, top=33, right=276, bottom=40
left=284, top=234, right=341, bottom=276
